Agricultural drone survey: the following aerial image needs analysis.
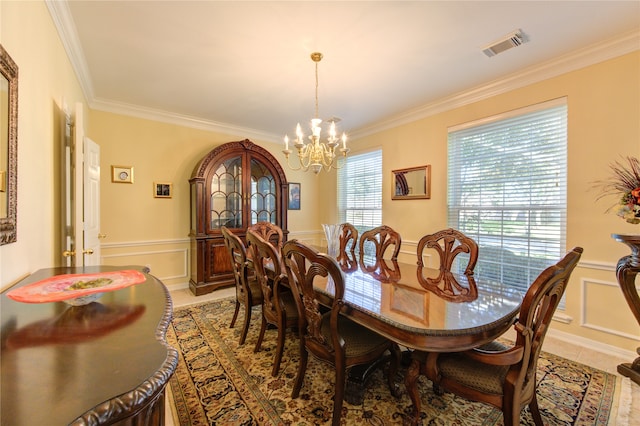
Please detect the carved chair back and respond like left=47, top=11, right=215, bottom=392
left=417, top=228, right=479, bottom=274
left=359, top=225, right=402, bottom=272
left=282, top=240, right=345, bottom=360
left=221, top=226, right=252, bottom=301
left=336, top=222, right=359, bottom=271
left=247, top=221, right=284, bottom=251
left=221, top=226, right=262, bottom=345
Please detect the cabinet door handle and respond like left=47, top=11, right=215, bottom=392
left=62, top=250, right=75, bottom=257
left=98, top=233, right=107, bottom=239
left=83, top=249, right=94, bottom=255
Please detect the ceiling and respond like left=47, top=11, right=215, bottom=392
left=49, top=1, right=640, bottom=142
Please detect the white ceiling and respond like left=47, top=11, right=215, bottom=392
left=49, top=1, right=640, bottom=142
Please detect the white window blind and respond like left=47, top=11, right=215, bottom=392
left=338, top=149, right=383, bottom=232
left=448, top=99, right=567, bottom=294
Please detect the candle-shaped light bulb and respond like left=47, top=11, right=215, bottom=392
left=330, top=121, right=336, bottom=138
left=284, top=135, right=289, bottom=150
left=296, top=123, right=303, bottom=141
left=342, top=133, right=347, bottom=149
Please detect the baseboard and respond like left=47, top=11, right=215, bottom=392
left=166, top=281, right=190, bottom=292
left=547, top=328, right=637, bottom=360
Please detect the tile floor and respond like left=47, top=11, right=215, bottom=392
left=166, top=287, right=639, bottom=425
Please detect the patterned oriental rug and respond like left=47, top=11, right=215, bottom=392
left=167, top=298, right=616, bottom=425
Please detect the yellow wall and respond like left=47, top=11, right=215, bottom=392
left=1, top=1, right=638, bottom=356
left=329, top=52, right=640, bottom=353
left=89, top=110, right=321, bottom=286
left=0, top=1, right=87, bottom=287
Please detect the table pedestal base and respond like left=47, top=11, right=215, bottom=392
left=343, top=351, right=406, bottom=405
left=617, top=347, right=640, bottom=385
left=345, top=357, right=389, bottom=404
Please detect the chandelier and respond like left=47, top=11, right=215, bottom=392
left=283, top=52, right=349, bottom=174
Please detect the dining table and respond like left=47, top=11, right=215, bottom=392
left=248, top=239, right=525, bottom=424
left=305, top=252, right=525, bottom=425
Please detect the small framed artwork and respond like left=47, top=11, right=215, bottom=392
left=112, top=165, right=134, bottom=183
left=288, top=182, right=301, bottom=210
left=154, top=182, right=173, bottom=198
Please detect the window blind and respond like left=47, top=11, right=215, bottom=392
left=448, top=100, right=567, bottom=294
left=338, top=149, right=383, bottom=232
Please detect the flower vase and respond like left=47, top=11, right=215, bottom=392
left=322, top=224, right=342, bottom=258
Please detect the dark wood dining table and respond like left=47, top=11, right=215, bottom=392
left=1, top=266, right=178, bottom=426
left=309, top=253, right=525, bottom=424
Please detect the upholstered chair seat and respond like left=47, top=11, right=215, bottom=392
left=435, top=342, right=511, bottom=395
left=319, top=312, right=393, bottom=357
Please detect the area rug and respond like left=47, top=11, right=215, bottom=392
left=167, top=298, right=616, bottom=425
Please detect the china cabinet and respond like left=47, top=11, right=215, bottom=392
left=189, top=139, right=288, bottom=295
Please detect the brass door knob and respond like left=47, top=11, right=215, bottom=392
left=62, top=250, right=76, bottom=257
left=83, top=249, right=94, bottom=255
left=98, top=233, right=107, bottom=239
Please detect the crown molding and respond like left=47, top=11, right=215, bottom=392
left=48, top=1, right=638, bottom=143
left=90, top=97, right=278, bottom=142
left=349, top=29, right=640, bottom=140
left=46, top=0, right=94, bottom=101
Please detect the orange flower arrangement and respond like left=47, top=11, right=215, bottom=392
left=597, top=156, right=640, bottom=224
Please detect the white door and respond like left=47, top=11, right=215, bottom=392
left=83, top=137, right=101, bottom=266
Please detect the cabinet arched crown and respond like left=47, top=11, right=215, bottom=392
left=189, top=139, right=288, bottom=295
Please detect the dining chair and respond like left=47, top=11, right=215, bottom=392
left=416, top=229, right=479, bottom=300
left=336, top=222, right=358, bottom=271
left=359, top=225, right=402, bottom=262
left=281, top=240, right=401, bottom=426
left=247, top=221, right=284, bottom=250
left=411, top=246, right=583, bottom=426
left=246, top=229, right=298, bottom=376
left=417, top=228, right=479, bottom=276
left=221, top=226, right=263, bottom=345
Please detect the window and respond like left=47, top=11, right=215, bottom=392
left=338, top=149, right=383, bottom=233
left=447, top=99, right=567, bottom=294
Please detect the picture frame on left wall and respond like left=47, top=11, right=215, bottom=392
left=111, top=166, right=134, bottom=183
left=154, top=182, right=172, bottom=198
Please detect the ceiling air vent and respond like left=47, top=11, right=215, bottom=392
left=482, top=30, right=525, bottom=57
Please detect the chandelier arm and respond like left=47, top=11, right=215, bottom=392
left=299, top=144, right=313, bottom=169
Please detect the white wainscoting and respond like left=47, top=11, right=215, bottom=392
left=100, top=235, right=638, bottom=354
left=581, top=277, right=640, bottom=341
left=100, top=238, right=190, bottom=291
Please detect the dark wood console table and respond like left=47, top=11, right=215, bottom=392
left=1, top=266, right=178, bottom=425
left=612, top=234, right=640, bottom=385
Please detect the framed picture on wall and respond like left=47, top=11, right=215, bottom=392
left=154, top=182, right=172, bottom=198
left=111, top=165, right=134, bottom=183
left=288, top=183, right=301, bottom=210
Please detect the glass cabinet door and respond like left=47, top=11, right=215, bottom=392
left=250, top=158, right=277, bottom=225
left=210, top=156, right=243, bottom=230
